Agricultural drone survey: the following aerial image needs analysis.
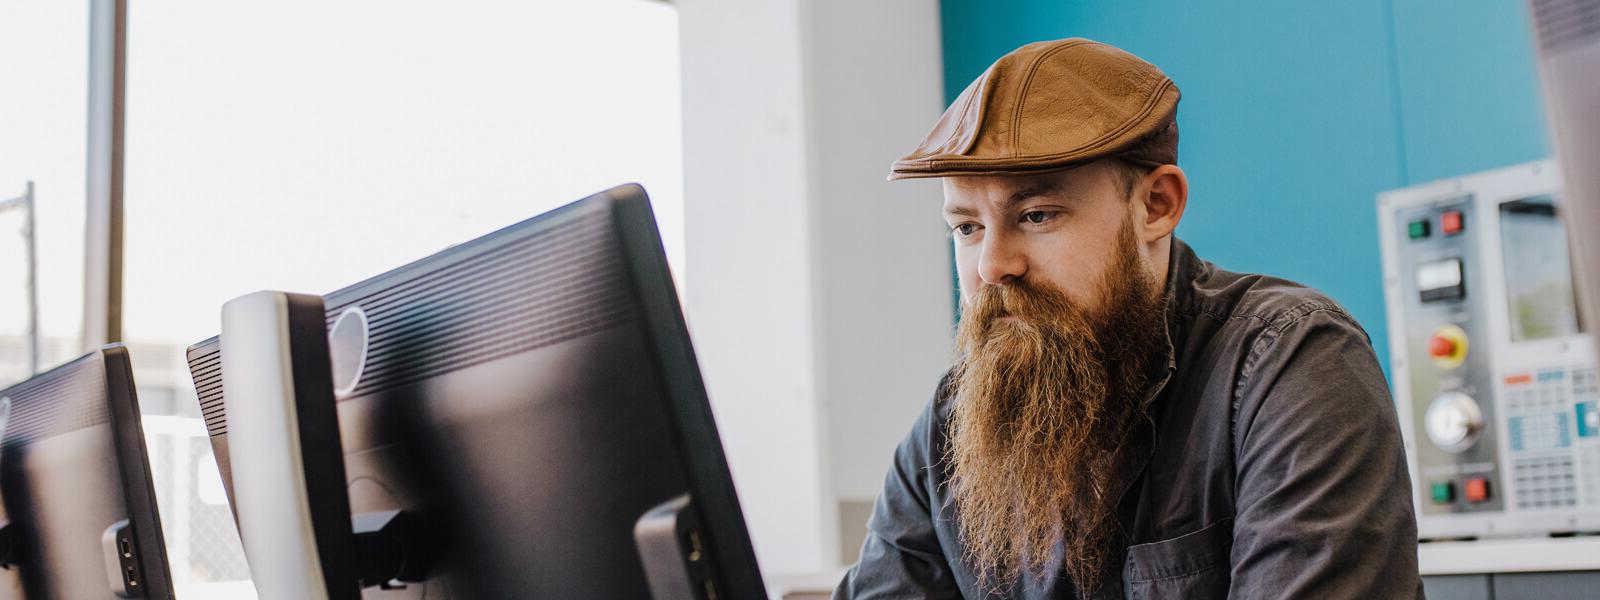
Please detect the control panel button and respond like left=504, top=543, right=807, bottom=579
left=1464, top=477, right=1490, bottom=503
left=1408, top=219, right=1431, bottom=240
left=1441, top=210, right=1465, bottom=235
left=1425, top=391, right=1484, bottom=453
left=1427, top=324, right=1469, bottom=369
left=1429, top=481, right=1455, bottom=504
left=1578, top=401, right=1598, bottom=438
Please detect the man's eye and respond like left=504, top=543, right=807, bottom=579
left=1022, top=210, right=1057, bottom=224
left=951, top=223, right=980, bottom=237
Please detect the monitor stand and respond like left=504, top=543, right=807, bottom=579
left=222, top=291, right=429, bottom=598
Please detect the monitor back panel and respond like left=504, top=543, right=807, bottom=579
left=188, top=186, right=760, bottom=599
left=0, top=348, right=173, bottom=599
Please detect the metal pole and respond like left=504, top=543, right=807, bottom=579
left=23, top=182, right=37, bottom=376
left=84, top=0, right=127, bottom=350
left=0, top=185, right=38, bottom=375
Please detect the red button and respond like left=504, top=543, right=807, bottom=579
left=1464, top=477, right=1490, bottom=503
left=1429, top=335, right=1456, bottom=359
left=1442, top=211, right=1464, bottom=235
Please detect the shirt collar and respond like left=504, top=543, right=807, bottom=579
left=1141, top=237, right=1200, bottom=409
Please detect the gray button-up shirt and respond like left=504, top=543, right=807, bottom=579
left=836, top=239, right=1423, bottom=599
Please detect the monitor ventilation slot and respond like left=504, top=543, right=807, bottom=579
left=324, top=208, right=636, bottom=400
left=1531, top=0, right=1600, bottom=54
left=183, top=205, right=638, bottom=412
left=0, top=354, right=109, bottom=447
left=187, top=342, right=228, bottom=437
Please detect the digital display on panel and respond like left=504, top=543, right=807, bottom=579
left=1416, top=258, right=1464, bottom=302
left=1500, top=195, right=1583, bottom=341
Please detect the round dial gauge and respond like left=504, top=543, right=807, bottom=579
left=1425, top=391, right=1483, bottom=453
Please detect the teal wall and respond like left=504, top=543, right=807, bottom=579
left=940, top=0, right=1550, bottom=376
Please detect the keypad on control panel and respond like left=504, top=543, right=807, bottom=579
left=1505, top=366, right=1600, bottom=508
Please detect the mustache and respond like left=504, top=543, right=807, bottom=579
left=959, top=279, right=1098, bottom=351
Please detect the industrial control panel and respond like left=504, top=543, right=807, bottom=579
left=1380, top=160, right=1600, bottom=541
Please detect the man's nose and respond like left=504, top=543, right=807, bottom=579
left=977, top=233, right=1026, bottom=285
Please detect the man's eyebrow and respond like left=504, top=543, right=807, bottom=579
left=1005, top=183, right=1062, bottom=207
left=944, top=182, right=1064, bottom=217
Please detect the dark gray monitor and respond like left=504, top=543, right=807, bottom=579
left=0, top=345, right=173, bottom=599
left=186, top=184, right=765, bottom=599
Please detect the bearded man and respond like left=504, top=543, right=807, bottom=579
left=835, top=39, right=1422, bottom=599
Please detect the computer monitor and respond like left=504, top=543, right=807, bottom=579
left=0, top=345, right=173, bottom=599
left=186, top=184, right=765, bottom=599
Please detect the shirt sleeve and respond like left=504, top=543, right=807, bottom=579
left=1227, top=306, right=1424, bottom=599
left=833, top=384, right=964, bottom=600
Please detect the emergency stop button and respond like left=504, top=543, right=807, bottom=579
left=1464, top=477, right=1490, bottom=503
left=1428, top=324, right=1469, bottom=369
left=1429, top=336, right=1456, bottom=359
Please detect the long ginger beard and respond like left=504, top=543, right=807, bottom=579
left=947, top=216, right=1166, bottom=595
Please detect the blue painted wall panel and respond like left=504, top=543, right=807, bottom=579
left=938, top=0, right=1550, bottom=377
left=1389, top=0, right=1548, bottom=184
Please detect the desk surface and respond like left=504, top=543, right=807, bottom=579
left=1420, top=536, right=1600, bottom=575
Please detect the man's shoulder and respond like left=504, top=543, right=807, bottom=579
left=1178, top=256, right=1367, bottom=342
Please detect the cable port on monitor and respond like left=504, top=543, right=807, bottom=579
left=685, top=528, right=704, bottom=563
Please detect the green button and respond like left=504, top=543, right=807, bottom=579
left=1430, top=481, right=1454, bottom=504
left=1408, top=219, right=1431, bottom=240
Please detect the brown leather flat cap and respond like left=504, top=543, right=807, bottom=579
left=889, top=38, right=1179, bottom=181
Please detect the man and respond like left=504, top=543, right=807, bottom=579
left=835, top=39, right=1422, bottom=599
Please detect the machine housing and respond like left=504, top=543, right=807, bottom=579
left=1380, top=160, right=1600, bottom=542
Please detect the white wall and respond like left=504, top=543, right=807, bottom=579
left=678, top=0, right=950, bottom=578
left=805, top=0, right=952, bottom=506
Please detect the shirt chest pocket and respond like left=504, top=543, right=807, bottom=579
left=1122, top=518, right=1233, bottom=600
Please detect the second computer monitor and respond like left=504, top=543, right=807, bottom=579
left=188, top=184, right=765, bottom=599
left=0, top=346, right=173, bottom=600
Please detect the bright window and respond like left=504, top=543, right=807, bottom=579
left=0, top=2, right=89, bottom=387
left=121, top=2, right=683, bottom=596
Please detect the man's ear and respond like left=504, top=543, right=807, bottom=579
left=1139, top=164, right=1188, bottom=242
